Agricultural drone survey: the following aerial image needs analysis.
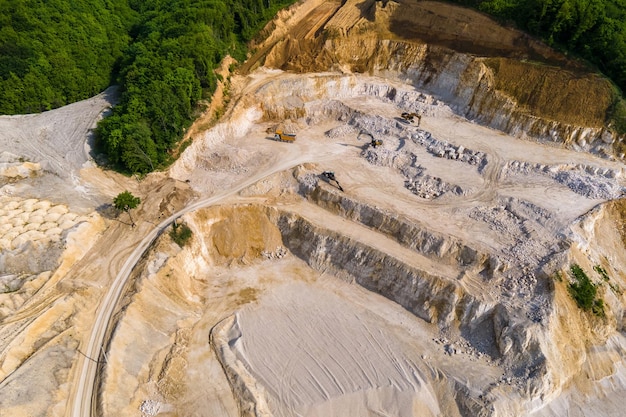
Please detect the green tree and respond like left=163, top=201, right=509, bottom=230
left=113, top=190, right=141, bottom=226
left=170, top=222, right=193, bottom=247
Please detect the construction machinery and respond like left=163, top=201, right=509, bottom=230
left=401, top=112, right=421, bottom=126
left=370, top=138, right=383, bottom=148
left=321, top=171, right=344, bottom=192
left=273, top=130, right=296, bottom=142
left=358, top=130, right=382, bottom=148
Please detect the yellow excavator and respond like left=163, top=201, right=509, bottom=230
left=401, top=112, right=421, bottom=126
left=358, top=130, right=383, bottom=148
left=370, top=138, right=383, bottom=148
left=273, top=130, right=296, bottom=142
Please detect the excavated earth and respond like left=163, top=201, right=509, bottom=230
left=1, top=1, right=626, bottom=417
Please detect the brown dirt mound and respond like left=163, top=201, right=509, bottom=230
left=483, top=58, right=614, bottom=127
left=194, top=205, right=283, bottom=265
left=387, top=1, right=579, bottom=67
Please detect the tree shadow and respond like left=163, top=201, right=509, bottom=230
left=87, top=85, right=120, bottom=165
left=95, top=203, right=117, bottom=220
left=95, top=203, right=134, bottom=226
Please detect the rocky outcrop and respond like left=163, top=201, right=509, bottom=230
left=272, top=208, right=574, bottom=408
left=275, top=208, right=487, bottom=323
left=299, top=179, right=488, bottom=268
left=255, top=0, right=624, bottom=159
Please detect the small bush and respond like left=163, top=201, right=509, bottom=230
left=170, top=222, right=193, bottom=247
left=593, top=265, right=610, bottom=282
left=610, top=283, right=623, bottom=295
left=568, top=264, right=605, bottom=317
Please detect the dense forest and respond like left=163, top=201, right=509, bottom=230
left=0, top=0, right=137, bottom=114
left=98, top=0, right=298, bottom=173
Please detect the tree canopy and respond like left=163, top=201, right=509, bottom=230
left=0, top=0, right=137, bottom=114
left=95, top=0, right=299, bottom=173
left=113, top=190, right=141, bottom=212
left=113, top=190, right=141, bottom=226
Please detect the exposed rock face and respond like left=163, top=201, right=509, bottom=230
left=253, top=0, right=624, bottom=159
left=301, top=182, right=488, bottom=268
left=275, top=209, right=484, bottom=328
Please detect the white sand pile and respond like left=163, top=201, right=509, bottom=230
left=213, top=283, right=454, bottom=417
left=0, top=196, right=90, bottom=251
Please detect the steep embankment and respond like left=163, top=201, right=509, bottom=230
left=92, top=3, right=626, bottom=413
left=100, top=61, right=626, bottom=414
left=250, top=0, right=624, bottom=159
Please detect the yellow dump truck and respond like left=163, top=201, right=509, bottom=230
left=274, top=130, right=296, bottom=142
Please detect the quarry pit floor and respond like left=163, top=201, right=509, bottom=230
left=1, top=61, right=626, bottom=417
left=102, top=69, right=626, bottom=416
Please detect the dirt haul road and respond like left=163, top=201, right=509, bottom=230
left=2, top=1, right=626, bottom=416
left=67, top=119, right=346, bottom=417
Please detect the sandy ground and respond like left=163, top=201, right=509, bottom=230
left=1, top=66, right=624, bottom=417
left=216, top=279, right=493, bottom=417
left=1, top=1, right=626, bottom=417
left=100, top=67, right=625, bottom=417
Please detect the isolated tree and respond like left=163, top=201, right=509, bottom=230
left=113, top=190, right=141, bottom=226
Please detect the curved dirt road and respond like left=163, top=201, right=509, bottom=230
left=67, top=137, right=336, bottom=417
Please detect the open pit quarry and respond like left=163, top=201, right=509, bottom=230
left=1, top=1, right=626, bottom=416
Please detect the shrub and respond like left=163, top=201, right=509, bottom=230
left=170, top=222, right=193, bottom=247
left=568, top=264, right=605, bottom=317
left=593, top=265, right=610, bottom=282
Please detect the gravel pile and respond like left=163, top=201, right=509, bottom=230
left=360, top=146, right=402, bottom=167
left=554, top=171, right=622, bottom=199
left=504, top=160, right=625, bottom=200
left=411, top=131, right=487, bottom=169
left=403, top=174, right=457, bottom=199
left=361, top=146, right=464, bottom=199
left=324, top=125, right=359, bottom=139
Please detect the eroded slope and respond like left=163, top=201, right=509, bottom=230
left=100, top=62, right=626, bottom=416
left=250, top=0, right=624, bottom=158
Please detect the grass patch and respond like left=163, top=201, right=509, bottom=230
left=568, top=264, right=605, bottom=318
left=170, top=222, right=193, bottom=247
left=608, top=94, right=626, bottom=135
